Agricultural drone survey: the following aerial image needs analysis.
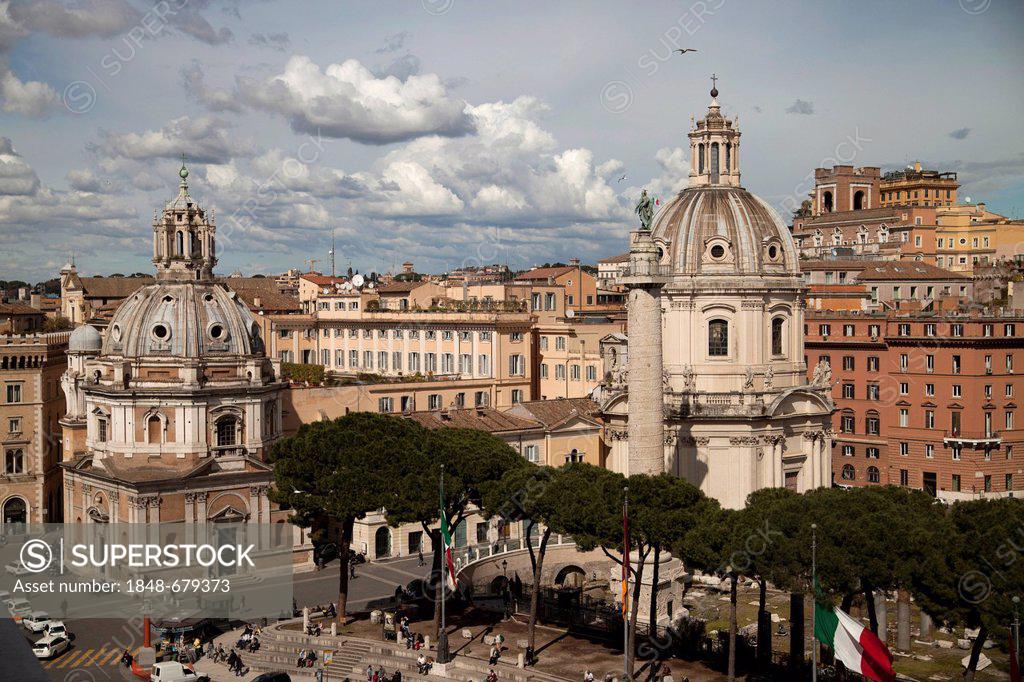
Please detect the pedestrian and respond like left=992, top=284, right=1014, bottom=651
left=392, top=670, right=402, bottom=682
left=120, top=649, right=133, bottom=668
left=489, top=644, right=500, bottom=665
left=351, top=562, right=357, bottom=579
left=487, top=668, right=498, bottom=682
left=417, top=549, right=424, bottom=566
left=373, top=668, right=379, bottom=682
left=234, top=651, right=245, bottom=677
left=416, top=653, right=428, bottom=675
left=366, top=664, right=374, bottom=681
left=584, top=671, right=594, bottom=682
left=298, top=649, right=308, bottom=668
left=227, top=649, right=239, bottom=674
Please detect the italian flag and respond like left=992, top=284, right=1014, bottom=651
left=439, top=495, right=457, bottom=591
left=815, top=601, right=895, bottom=682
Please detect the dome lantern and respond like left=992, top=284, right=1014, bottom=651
left=688, top=75, right=741, bottom=188
left=152, top=155, right=217, bottom=282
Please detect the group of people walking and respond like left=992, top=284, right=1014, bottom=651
left=368, top=662, right=403, bottom=682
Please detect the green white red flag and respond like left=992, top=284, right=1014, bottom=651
left=815, top=601, right=895, bottom=682
left=439, top=493, right=457, bottom=591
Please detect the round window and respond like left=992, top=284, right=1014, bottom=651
left=203, top=293, right=214, bottom=302
left=768, top=245, right=779, bottom=259
left=152, top=324, right=169, bottom=340
left=710, top=244, right=725, bottom=259
left=209, top=323, right=225, bottom=340
left=162, top=295, right=174, bottom=303
left=110, top=324, right=122, bottom=342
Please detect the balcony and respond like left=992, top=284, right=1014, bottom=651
left=943, top=429, right=1001, bottom=447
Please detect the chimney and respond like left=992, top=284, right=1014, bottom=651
left=569, top=258, right=580, bottom=267
left=30, top=293, right=41, bottom=309
left=253, top=296, right=262, bottom=309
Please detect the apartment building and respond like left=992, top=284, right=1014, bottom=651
left=805, top=311, right=1024, bottom=501
left=1, top=331, right=70, bottom=524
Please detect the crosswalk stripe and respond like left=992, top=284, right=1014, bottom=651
left=54, top=648, right=87, bottom=668
left=105, top=648, right=127, bottom=665
left=80, top=648, right=107, bottom=667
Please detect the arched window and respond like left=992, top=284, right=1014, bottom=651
left=725, top=142, right=731, bottom=172
left=841, top=464, right=856, bottom=481
left=147, top=415, right=162, bottom=444
left=175, top=231, right=184, bottom=256
left=771, top=317, right=785, bottom=356
left=710, top=143, right=720, bottom=184
left=216, top=417, right=237, bottom=447
left=708, top=319, right=729, bottom=357
left=853, top=190, right=865, bottom=210
left=5, top=448, right=24, bottom=474
left=823, top=191, right=833, bottom=213
left=867, top=466, right=880, bottom=483
left=698, top=143, right=705, bottom=174
left=2, top=497, right=27, bottom=525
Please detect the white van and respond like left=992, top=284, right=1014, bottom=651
left=149, top=661, right=210, bottom=682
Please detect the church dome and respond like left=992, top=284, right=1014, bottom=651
left=101, top=281, right=264, bottom=359
left=68, top=324, right=102, bottom=352
left=651, top=185, right=799, bottom=276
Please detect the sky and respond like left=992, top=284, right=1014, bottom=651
left=1, top=0, right=1023, bottom=283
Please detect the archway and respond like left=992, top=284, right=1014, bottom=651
left=823, top=191, right=833, bottom=213
left=3, top=497, right=27, bottom=526
left=554, top=565, right=586, bottom=589
left=375, top=526, right=392, bottom=559
left=853, top=190, right=865, bottom=210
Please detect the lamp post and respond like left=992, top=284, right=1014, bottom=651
left=502, top=559, right=508, bottom=579
left=811, top=523, right=818, bottom=682
left=1014, top=596, right=1021, bottom=666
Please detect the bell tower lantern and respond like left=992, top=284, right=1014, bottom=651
left=687, top=76, right=741, bottom=188
left=152, top=156, right=217, bottom=281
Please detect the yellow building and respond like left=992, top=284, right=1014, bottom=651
left=880, top=162, right=958, bottom=208
left=935, top=202, right=1024, bottom=273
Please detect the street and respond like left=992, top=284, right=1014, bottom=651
left=0, top=556, right=431, bottom=680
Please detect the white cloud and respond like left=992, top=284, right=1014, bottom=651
left=236, top=55, right=474, bottom=144
left=0, top=136, right=39, bottom=194
left=7, top=0, right=139, bottom=39
left=89, top=115, right=258, bottom=162
left=181, top=61, right=241, bottom=112
left=0, top=68, right=58, bottom=117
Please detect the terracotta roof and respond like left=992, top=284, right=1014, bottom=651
left=508, top=398, right=601, bottom=430
left=300, top=274, right=348, bottom=286
left=404, top=407, right=542, bottom=434
left=855, top=261, right=969, bottom=282
left=515, top=266, right=574, bottom=281
left=230, top=287, right=301, bottom=313
left=376, top=281, right=425, bottom=294
left=0, top=302, right=43, bottom=315
left=598, top=253, right=630, bottom=264
left=77, top=276, right=154, bottom=298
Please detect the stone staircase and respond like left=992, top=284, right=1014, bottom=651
left=205, top=620, right=570, bottom=682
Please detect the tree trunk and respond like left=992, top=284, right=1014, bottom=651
left=647, top=544, right=661, bottom=682
left=756, top=577, right=770, bottom=666
left=527, top=528, right=551, bottom=664
left=728, top=573, right=738, bottom=682
left=896, top=588, right=911, bottom=652
left=863, top=584, right=878, bottom=636
left=964, top=623, right=988, bottom=682
left=627, top=549, right=646, bottom=680
left=789, top=592, right=804, bottom=672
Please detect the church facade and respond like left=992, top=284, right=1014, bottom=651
left=601, top=84, right=835, bottom=509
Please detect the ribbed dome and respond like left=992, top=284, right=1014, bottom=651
left=650, top=186, right=799, bottom=276
left=69, top=324, right=102, bottom=352
left=102, top=281, right=264, bottom=358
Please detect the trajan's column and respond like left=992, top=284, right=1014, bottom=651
left=619, top=190, right=669, bottom=475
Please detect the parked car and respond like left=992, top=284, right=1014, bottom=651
left=253, top=674, right=292, bottom=682
left=45, top=621, right=70, bottom=639
left=7, top=597, right=32, bottom=621
left=4, top=560, right=31, bottom=575
left=23, top=611, right=52, bottom=633
left=32, top=634, right=70, bottom=659
left=149, top=661, right=210, bottom=682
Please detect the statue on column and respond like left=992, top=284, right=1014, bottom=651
left=635, top=189, right=655, bottom=231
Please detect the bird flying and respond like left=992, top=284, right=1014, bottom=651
left=675, top=48, right=698, bottom=54
left=617, top=174, right=627, bottom=183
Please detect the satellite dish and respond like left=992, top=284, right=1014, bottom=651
left=566, top=309, right=576, bottom=318
left=342, top=282, right=351, bottom=290
left=367, top=282, right=375, bottom=289
left=964, top=196, right=972, bottom=204
left=351, top=274, right=365, bottom=287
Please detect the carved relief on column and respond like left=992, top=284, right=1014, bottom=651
left=608, top=427, right=629, bottom=441
left=195, top=492, right=208, bottom=523
left=729, top=436, right=760, bottom=446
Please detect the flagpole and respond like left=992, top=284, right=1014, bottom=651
left=439, top=464, right=449, bottom=664
left=811, top=523, right=818, bottom=682
left=623, top=485, right=629, bottom=682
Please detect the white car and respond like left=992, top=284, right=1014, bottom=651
left=4, top=560, right=30, bottom=575
left=149, top=661, right=210, bottom=682
left=45, top=621, right=69, bottom=638
left=23, top=611, right=51, bottom=632
left=7, top=597, right=32, bottom=621
left=33, top=634, right=70, bottom=659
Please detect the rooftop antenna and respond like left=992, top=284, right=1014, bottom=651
left=329, top=229, right=336, bottom=278
left=306, top=258, right=318, bottom=273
